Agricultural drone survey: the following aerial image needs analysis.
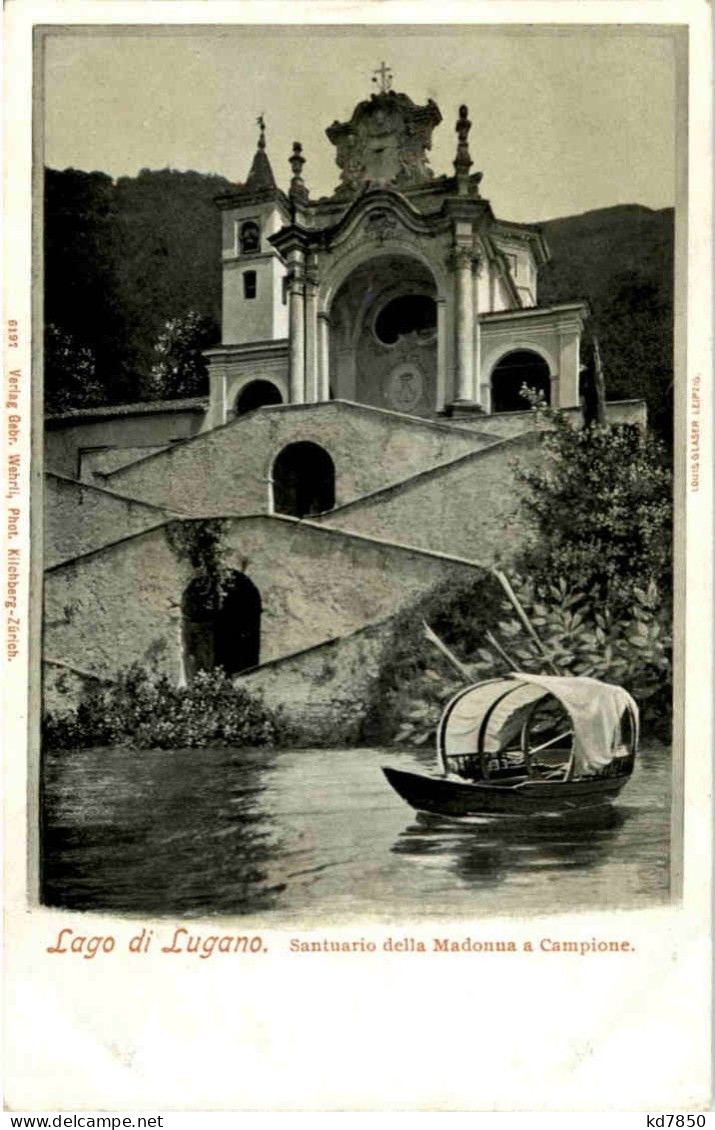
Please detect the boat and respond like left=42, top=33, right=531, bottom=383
left=383, top=672, right=639, bottom=818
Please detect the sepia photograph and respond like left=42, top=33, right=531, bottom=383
left=39, top=23, right=679, bottom=921
left=3, top=3, right=712, bottom=1112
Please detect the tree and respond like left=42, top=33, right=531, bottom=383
left=514, top=405, right=672, bottom=618
left=44, top=167, right=231, bottom=404
left=44, top=324, right=105, bottom=413
left=592, top=270, right=674, bottom=445
left=480, top=405, right=674, bottom=733
left=44, top=169, right=137, bottom=403
left=144, top=311, right=217, bottom=399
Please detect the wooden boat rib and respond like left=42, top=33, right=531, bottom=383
left=383, top=673, right=639, bottom=818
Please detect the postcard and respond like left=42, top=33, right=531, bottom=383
left=3, top=0, right=712, bottom=1112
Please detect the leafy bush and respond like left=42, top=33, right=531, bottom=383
left=366, top=568, right=671, bottom=748
left=43, top=665, right=285, bottom=750
left=514, top=402, right=672, bottom=619
left=473, top=575, right=672, bottom=736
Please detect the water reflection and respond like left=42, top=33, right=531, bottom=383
left=41, top=743, right=670, bottom=918
left=42, top=747, right=285, bottom=915
left=392, top=806, right=630, bottom=889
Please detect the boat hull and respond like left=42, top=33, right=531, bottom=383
left=382, top=765, right=631, bottom=818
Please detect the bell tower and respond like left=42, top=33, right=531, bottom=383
left=217, top=118, right=289, bottom=345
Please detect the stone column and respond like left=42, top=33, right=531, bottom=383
left=317, top=312, right=331, bottom=401
left=436, top=298, right=447, bottom=411
left=472, top=254, right=482, bottom=406
left=557, top=325, right=579, bottom=407
left=205, top=355, right=227, bottom=430
left=287, top=249, right=306, bottom=404
left=454, top=245, right=475, bottom=402
left=304, top=256, right=319, bottom=402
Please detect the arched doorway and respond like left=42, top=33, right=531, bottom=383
left=182, top=570, right=261, bottom=680
left=272, top=441, right=335, bottom=518
left=490, top=350, right=552, bottom=413
left=235, top=380, right=283, bottom=416
left=328, top=255, right=438, bottom=416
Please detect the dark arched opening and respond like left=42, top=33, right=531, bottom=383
left=182, top=569, right=261, bottom=680
left=490, top=350, right=551, bottom=413
left=235, top=380, right=283, bottom=416
left=272, top=441, right=335, bottom=518
left=374, top=294, right=437, bottom=345
left=239, top=221, right=260, bottom=254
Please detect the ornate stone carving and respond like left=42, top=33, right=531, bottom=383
left=454, top=104, right=473, bottom=179
left=446, top=245, right=481, bottom=273
left=326, top=91, right=442, bottom=197
left=289, top=141, right=309, bottom=203
left=386, top=363, right=424, bottom=412
left=364, top=209, right=399, bottom=243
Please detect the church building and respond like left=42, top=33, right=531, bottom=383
left=43, top=70, right=644, bottom=738
left=204, top=71, right=586, bottom=429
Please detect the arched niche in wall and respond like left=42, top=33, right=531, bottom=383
left=272, top=441, right=335, bottom=518
left=235, top=379, right=283, bottom=416
left=182, top=569, right=261, bottom=680
left=239, top=221, right=260, bottom=255
left=490, top=349, right=551, bottom=413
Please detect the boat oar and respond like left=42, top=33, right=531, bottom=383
left=493, top=570, right=561, bottom=676
left=529, top=729, right=573, bottom=755
left=422, top=621, right=472, bottom=681
left=485, top=629, right=519, bottom=672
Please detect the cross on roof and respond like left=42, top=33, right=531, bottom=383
left=372, top=61, right=393, bottom=93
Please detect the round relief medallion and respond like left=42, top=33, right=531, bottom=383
left=386, top=364, right=424, bottom=412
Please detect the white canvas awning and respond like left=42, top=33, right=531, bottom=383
left=439, top=674, right=639, bottom=776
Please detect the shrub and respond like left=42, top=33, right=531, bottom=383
left=514, top=400, right=672, bottom=619
left=472, top=575, right=672, bottom=736
left=43, top=665, right=284, bottom=750
left=365, top=569, right=671, bottom=749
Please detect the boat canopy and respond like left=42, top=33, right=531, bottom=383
left=438, top=673, right=639, bottom=777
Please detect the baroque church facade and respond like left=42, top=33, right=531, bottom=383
left=205, top=84, right=585, bottom=429
left=43, top=75, right=643, bottom=737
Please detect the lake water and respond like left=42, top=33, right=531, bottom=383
left=42, top=742, right=671, bottom=920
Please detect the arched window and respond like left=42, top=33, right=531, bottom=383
left=490, top=350, right=551, bottom=413
left=235, top=380, right=283, bottom=416
left=272, top=442, right=335, bottom=518
left=182, top=570, right=261, bottom=680
left=240, top=221, right=260, bottom=255
left=374, top=294, right=437, bottom=345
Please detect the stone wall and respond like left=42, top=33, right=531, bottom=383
left=449, top=400, right=647, bottom=437
left=45, top=525, right=189, bottom=683
left=44, top=515, right=485, bottom=683
left=45, top=403, right=206, bottom=479
left=101, top=401, right=495, bottom=516
left=44, top=473, right=172, bottom=568
left=319, top=432, right=541, bottom=565
left=80, top=446, right=169, bottom=481
left=450, top=409, right=549, bottom=439
left=603, top=400, right=648, bottom=429
left=238, top=619, right=395, bottom=745
left=43, top=659, right=110, bottom=715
